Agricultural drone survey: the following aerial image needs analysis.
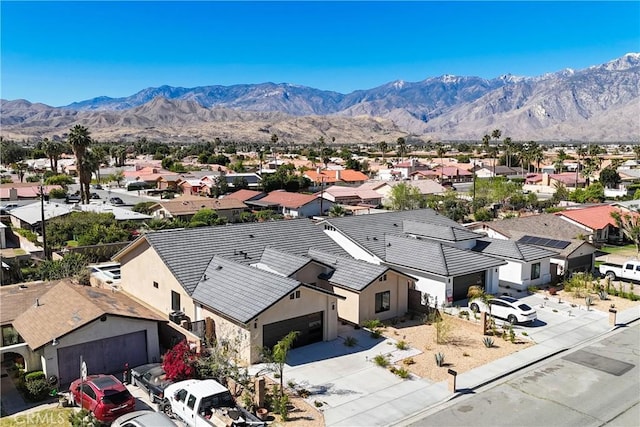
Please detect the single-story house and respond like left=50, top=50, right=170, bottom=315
left=113, top=220, right=349, bottom=363
left=555, top=205, right=633, bottom=246
left=318, top=210, right=511, bottom=306
left=317, top=185, right=382, bottom=207
left=9, top=280, right=165, bottom=387
left=148, top=196, right=247, bottom=222
left=466, top=213, right=597, bottom=279
left=246, top=190, right=333, bottom=218
left=524, top=173, right=587, bottom=192
left=1, top=183, right=64, bottom=201
left=9, top=201, right=151, bottom=233
left=358, top=180, right=446, bottom=207
left=223, top=189, right=266, bottom=203
left=474, top=165, right=528, bottom=179
left=304, top=169, right=369, bottom=187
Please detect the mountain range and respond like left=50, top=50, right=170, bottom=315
left=2, top=53, right=639, bottom=143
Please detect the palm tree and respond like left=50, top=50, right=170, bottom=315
left=396, top=137, right=407, bottom=162
left=81, top=149, right=101, bottom=203
left=68, top=125, right=92, bottom=203
left=633, top=145, right=640, bottom=161
left=576, top=146, right=588, bottom=189
left=378, top=141, right=388, bottom=165
left=490, top=130, right=502, bottom=177
left=43, top=139, right=64, bottom=173
left=503, top=137, right=513, bottom=168
left=436, top=142, right=447, bottom=181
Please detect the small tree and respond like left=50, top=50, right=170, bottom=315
left=260, top=331, right=299, bottom=397
left=611, top=210, right=640, bottom=254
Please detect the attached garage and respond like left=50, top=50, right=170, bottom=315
left=452, top=271, right=485, bottom=301
left=57, top=331, right=148, bottom=386
left=263, top=311, right=324, bottom=349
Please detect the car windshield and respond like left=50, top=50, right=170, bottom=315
left=518, top=303, right=532, bottom=311
left=102, top=389, right=131, bottom=405
left=200, top=391, right=235, bottom=409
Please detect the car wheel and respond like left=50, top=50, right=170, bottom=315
left=605, top=272, right=616, bottom=280
left=470, top=303, right=479, bottom=313
left=508, top=315, right=517, bottom=324
left=161, top=400, right=174, bottom=418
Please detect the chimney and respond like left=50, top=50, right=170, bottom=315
left=316, top=167, right=321, bottom=174
left=9, top=188, right=18, bottom=201
left=542, top=173, right=550, bottom=186
left=335, top=170, right=341, bottom=180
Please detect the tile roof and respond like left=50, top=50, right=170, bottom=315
left=389, top=180, right=447, bottom=195
left=253, top=247, right=311, bottom=277
left=431, top=166, right=473, bottom=177
left=472, top=237, right=558, bottom=261
left=0, top=184, right=63, bottom=199
left=319, top=186, right=382, bottom=201
left=384, top=235, right=506, bottom=276
left=556, top=205, right=629, bottom=230
left=259, top=190, right=318, bottom=208
left=403, top=220, right=481, bottom=242
left=150, top=198, right=247, bottom=216
left=308, top=249, right=390, bottom=292
left=0, top=281, right=59, bottom=325
left=225, top=189, right=265, bottom=202
left=338, top=170, right=369, bottom=182
left=123, top=219, right=347, bottom=294
left=303, top=170, right=340, bottom=184
left=12, top=281, right=166, bottom=350
left=192, top=256, right=301, bottom=324
left=321, top=209, right=469, bottom=259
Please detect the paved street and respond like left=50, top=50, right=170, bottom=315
left=402, top=323, right=640, bottom=427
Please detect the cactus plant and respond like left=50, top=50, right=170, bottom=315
left=434, top=352, right=445, bottom=367
left=585, top=296, right=593, bottom=306
left=598, top=290, right=608, bottom=301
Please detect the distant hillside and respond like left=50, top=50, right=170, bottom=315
left=2, top=53, right=638, bottom=143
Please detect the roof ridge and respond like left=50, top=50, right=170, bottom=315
left=439, top=243, right=449, bottom=276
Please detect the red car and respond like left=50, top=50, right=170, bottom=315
left=69, top=374, right=136, bottom=423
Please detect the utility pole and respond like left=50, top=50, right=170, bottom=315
left=39, top=180, right=49, bottom=260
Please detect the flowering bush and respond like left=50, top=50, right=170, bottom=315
left=162, top=340, right=197, bottom=381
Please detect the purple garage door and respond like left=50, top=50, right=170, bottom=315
left=57, top=330, right=148, bottom=387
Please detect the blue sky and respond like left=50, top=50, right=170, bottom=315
left=2, top=1, right=639, bottom=106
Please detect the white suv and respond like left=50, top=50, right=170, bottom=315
left=469, top=296, right=537, bottom=324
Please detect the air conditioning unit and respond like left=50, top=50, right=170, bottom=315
left=169, top=311, right=185, bottom=324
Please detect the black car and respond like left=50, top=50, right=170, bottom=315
left=90, top=193, right=101, bottom=199
left=65, top=194, right=81, bottom=204
left=110, top=197, right=124, bottom=205
left=131, top=364, right=173, bottom=403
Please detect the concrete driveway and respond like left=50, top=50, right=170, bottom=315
left=256, top=293, right=615, bottom=426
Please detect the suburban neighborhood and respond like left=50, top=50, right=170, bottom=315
left=1, top=130, right=640, bottom=427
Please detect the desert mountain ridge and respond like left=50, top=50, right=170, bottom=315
left=2, top=53, right=639, bottom=143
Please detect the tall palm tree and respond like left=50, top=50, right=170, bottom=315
left=80, top=149, right=101, bottom=202
left=378, top=141, right=388, bottom=165
left=503, top=137, right=513, bottom=168
left=396, top=137, right=407, bottom=162
left=436, top=142, right=447, bottom=181
left=43, top=139, right=64, bottom=173
left=68, top=125, right=92, bottom=203
left=491, top=129, right=502, bottom=177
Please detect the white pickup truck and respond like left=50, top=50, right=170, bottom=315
left=161, top=379, right=264, bottom=427
left=598, top=259, right=640, bottom=281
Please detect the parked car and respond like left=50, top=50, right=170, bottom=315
left=93, top=184, right=103, bottom=190
left=131, top=363, right=173, bottom=403
left=65, top=193, right=81, bottom=204
left=599, top=259, right=640, bottom=281
left=90, top=192, right=101, bottom=199
left=469, top=296, right=537, bottom=324
left=69, top=374, right=136, bottom=423
left=113, top=410, right=177, bottom=427
left=110, top=197, right=125, bottom=205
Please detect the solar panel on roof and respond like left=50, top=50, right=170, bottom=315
left=517, top=235, right=571, bottom=250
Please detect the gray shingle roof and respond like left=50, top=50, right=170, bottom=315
left=403, top=220, right=481, bottom=242
left=192, top=256, right=300, bottom=324
left=480, top=213, right=589, bottom=241
left=473, top=237, right=558, bottom=261
left=321, top=209, right=466, bottom=259
left=142, top=219, right=346, bottom=294
left=384, top=235, right=506, bottom=277
left=255, top=247, right=311, bottom=277
left=308, top=249, right=389, bottom=292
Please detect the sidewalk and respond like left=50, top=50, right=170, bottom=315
left=389, top=303, right=640, bottom=427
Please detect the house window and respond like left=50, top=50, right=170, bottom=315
left=378, top=274, right=387, bottom=282
left=153, top=281, right=159, bottom=289
left=171, top=291, right=181, bottom=312
left=375, top=291, right=391, bottom=313
left=290, top=293, right=295, bottom=300
left=295, top=290, right=301, bottom=298
left=531, top=263, right=541, bottom=280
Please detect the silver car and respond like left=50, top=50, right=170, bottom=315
left=112, top=410, right=177, bottom=427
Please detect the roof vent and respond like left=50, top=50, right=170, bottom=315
left=387, top=243, right=391, bottom=247
left=19, top=284, right=28, bottom=290
left=216, top=265, right=222, bottom=270
left=373, top=237, right=378, bottom=241
left=393, top=223, right=398, bottom=227
left=203, top=274, right=208, bottom=280
left=35, top=298, right=40, bottom=307
left=249, top=234, right=254, bottom=238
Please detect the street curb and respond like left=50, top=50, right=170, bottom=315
left=390, top=314, right=640, bottom=426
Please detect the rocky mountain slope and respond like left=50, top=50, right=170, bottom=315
left=2, top=53, right=638, bottom=143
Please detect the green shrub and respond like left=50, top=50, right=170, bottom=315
left=393, top=367, right=410, bottom=379
left=373, top=354, right=389, bottom=367
left=482, top=337, right=495, bottom=348
left=24, top=377, right=50, bottom=401
left=49, top=188, right=68, bottom=199
left=402, top=357, right=415, bottom=365
left=396, top=340, right=409, bottom=350
left=25, top=371, right=45, bottom=381
left=69, top=409, right=100, bottom=427
left=343, top=336, right=358, bottom=347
